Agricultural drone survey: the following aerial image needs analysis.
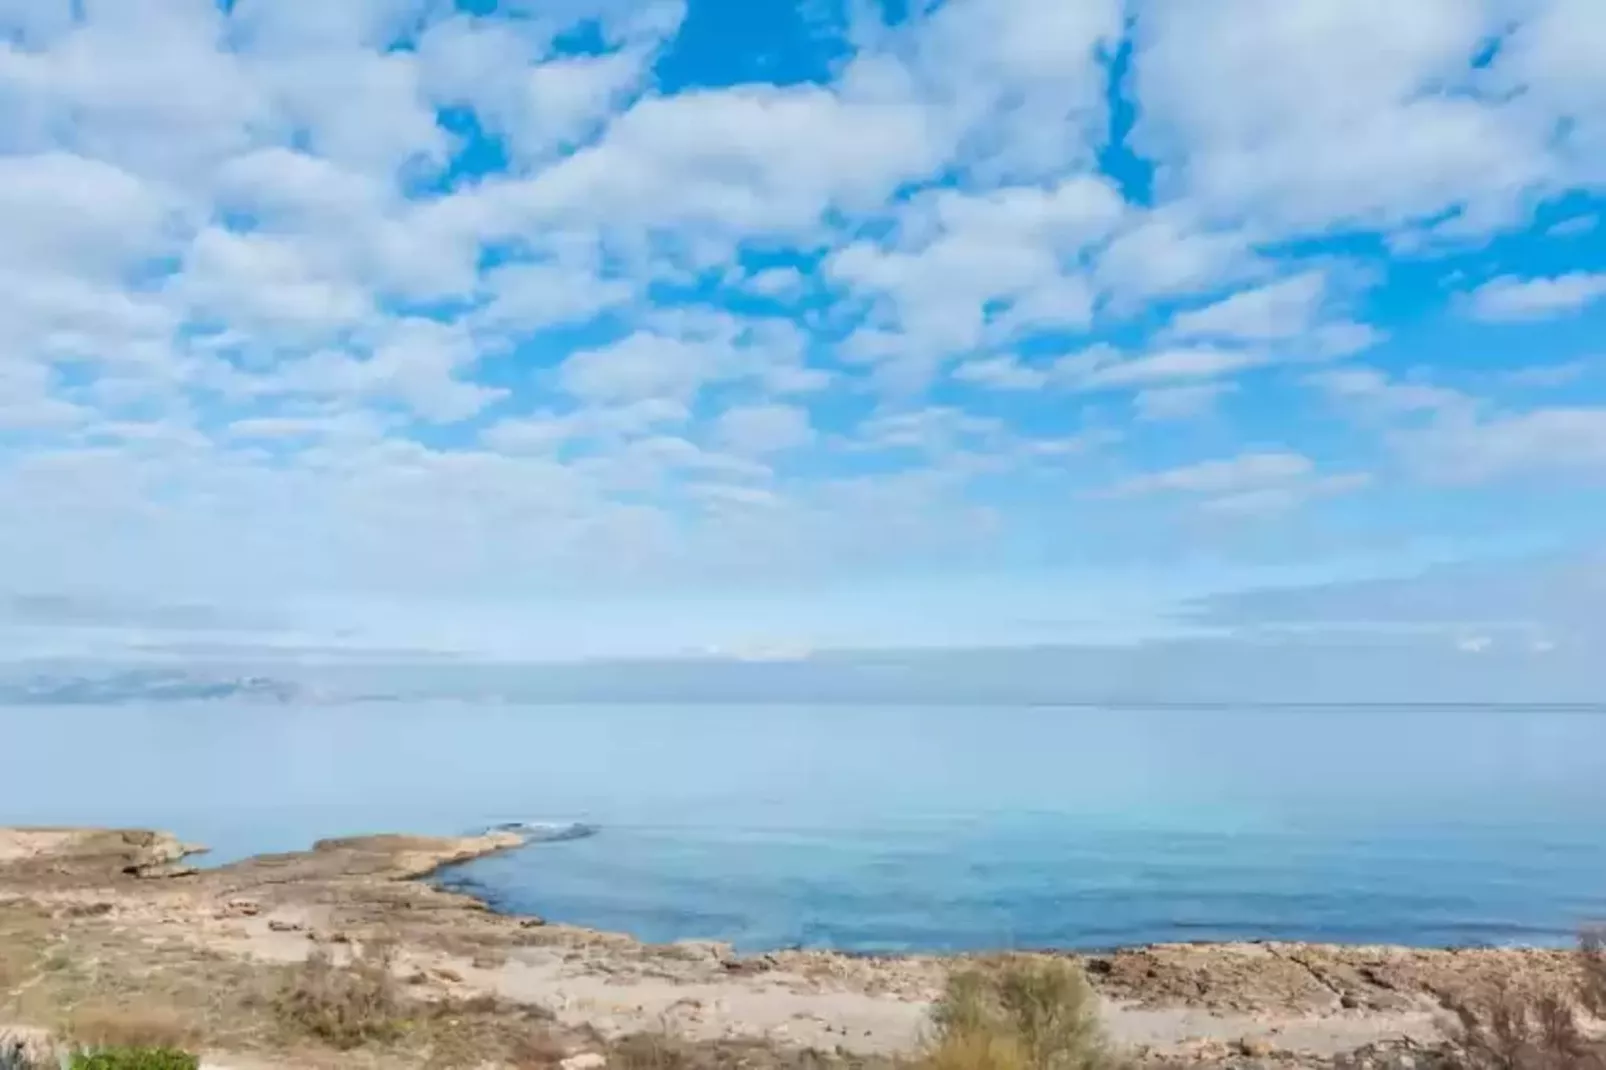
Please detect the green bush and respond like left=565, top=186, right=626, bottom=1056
left=68, top=1049, right=199, bottom=1070
left=926, top=957, right=1114, bottom=1070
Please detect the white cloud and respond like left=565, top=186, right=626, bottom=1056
left=1400, top=407, right=1606, bottom=484
left=1170, top=274, right=1328, bottom=342
left=560, top=331, right=722, bottom=404
left=418, top=16, right=659, bottom=162
left=1130, top=0, right=1557, bottom=238
left=475, top=259, right=636, bottom=335
left=1307, top=367, right=1471, bottom=419
left=1073, top=346, right=1265, bottom=390
left=1134, top=383, right=1236, bottom=422
left=481, top=399, right=690, bottom=456
left=951, top=356, right=1048, bottom=391
left=826, top=176, right=1123, bottom=379
left=1465, top=272, right=1606, bottom=322
left=1487, top=0, right=1606, bottom=188
left=1497, top=361, right=1593, bottom=388
left=1096, top=211, right=1263, bottom=303
left=172, top=226, right=374, bottom=342
left=1111, top=451, right=1315, bottom=497
left=493, top=83, right=944, bottom=240
left=874, top=0, right=1124, bottom=180
left=1108, top=450, right=1370, bottom=515
left=0, top=0, right=1603, bottom=659
left=0, top=152, right=180, bottom=276
left=743, top=267, right=806, bottom=299
left=1166, top=273, right=1384, bottom=358
left=714, top=403, right=815, bottom=456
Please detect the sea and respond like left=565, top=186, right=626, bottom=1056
left=3, top=702, right=1605, bottom=952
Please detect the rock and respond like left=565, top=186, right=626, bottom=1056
left=267, top=919, right=304, bottom=933
left=1235, top=1036, right=1275, bottom=1058
left=1174, top=1038, right=1233, bottom=1062
left=668, top=939, right=734, bottom=964
left=1, top=1027, right=59, bottom=1068
left=561, top=1052, right=607, bottom=1070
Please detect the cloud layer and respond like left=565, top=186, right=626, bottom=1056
left=1, top=0, right=1604, bottom=667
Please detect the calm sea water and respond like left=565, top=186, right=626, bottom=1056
left=3, top=703, right=1604, bottom=951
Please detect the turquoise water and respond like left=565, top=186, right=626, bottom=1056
left=3, top=703, right=1604, bottom=950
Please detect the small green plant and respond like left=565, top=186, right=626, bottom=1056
left=68, top=1049, right=198, bottom=1070
left=926, top=957, right=1114, bottom=1070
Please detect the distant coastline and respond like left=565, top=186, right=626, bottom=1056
left=2, top=666, right=1603, bottom=711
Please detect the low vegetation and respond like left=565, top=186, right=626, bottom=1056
left=1440, top=932, right=1606, bottom=1070
left=924, top=956, right=1115, bottom=1070
left=61, top=1004, right=196, bottom=1054
left=67, top=1049, right=200, bottom=1070
left=3, top=1034, right=199, bottom=1070
left=270, top=940, right=404, bottom=1049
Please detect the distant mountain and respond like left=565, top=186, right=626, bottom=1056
left=0, top=669, right=312, bottom=705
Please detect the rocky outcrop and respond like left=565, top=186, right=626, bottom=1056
left=0, top=827, right=203, bottom=885
left=1082, top=942, right=1582, bottom=1015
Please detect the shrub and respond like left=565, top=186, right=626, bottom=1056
left=68, top=1049, right=198, bottom=1070
left=926, top=957, right=1114, bottom=1070
left=272, top=941, right=402, bottom=1049
left=62, top=1005, right=193, bottom=1053
left=1579, top=930, right=1606, bottom=1018
left=1441, top=931, right=1606, bottom=1070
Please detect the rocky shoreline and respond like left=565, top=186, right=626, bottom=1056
left=0, top=827, right=1589, bottom=1069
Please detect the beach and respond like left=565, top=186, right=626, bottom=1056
left=1, top=826, right=1590, bottom=1070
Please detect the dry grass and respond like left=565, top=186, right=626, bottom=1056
left=1580, top=932, right=1606, bottom=1019
left=1441, top=932, right=1606, bottom=1070
left=271, top=941, right=403, bottom=1050
left=607, top=1032, right=890, bottom=1070
left=405, top=994, right=562, bottom=1069
left=506, top=1026, right=568, bottom=1069
left=60, top=1002, right=198, bottom=1052
left=925, top=957, right=1115, bottom=1070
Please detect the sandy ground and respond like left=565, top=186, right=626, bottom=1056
left=190, top=898, right=1452, bottom=1059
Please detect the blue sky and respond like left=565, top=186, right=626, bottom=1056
left=1, top=0, right=1604, bottom=675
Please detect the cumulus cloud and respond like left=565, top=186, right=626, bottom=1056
left=0, top=0, right=1602, bottom=661
left=1465, top=272, right=1606, bottom=322
left=1134, top=383, right=1236, bottom=422
left=1108, top=451, right=1371, bottom=516
left=1401, top=407, right=1606, bottom=484
left=1129, top=0, right=1565, bottom=238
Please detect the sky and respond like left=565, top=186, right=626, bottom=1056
left=1, top=0, right=1604, bottom=680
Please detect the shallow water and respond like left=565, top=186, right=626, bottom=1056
left=3, top=702, right=1604, bottom=951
